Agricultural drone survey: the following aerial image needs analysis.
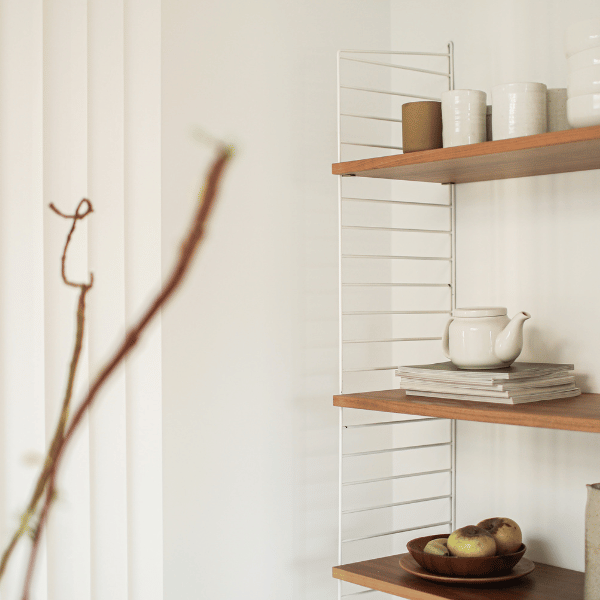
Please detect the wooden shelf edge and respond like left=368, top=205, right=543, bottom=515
left=332, top=125, right=600, bottom=184
left=333, top=554, right=584, bottom=600
left=333, top=389, right=600, bottom=433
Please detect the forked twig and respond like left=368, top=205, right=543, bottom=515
left=12, top=145, right=231, bottom=600
left=0, top=200, right=94, bottom=583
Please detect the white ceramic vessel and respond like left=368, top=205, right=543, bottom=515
left=565, top=17, right=600, bottom=58
left=441, top=307, right=531, bottom=370
left=568, top=64, right=600, bottom=98
left=546, top=88, right=570, bottom=132
left=441, top=89, right=487, bottom=147
left=585, top=483, right=600, bottom=600
left=492, top=82, right=547, bottom=140
left=567, top=93, right=600, bottom=127
left=568, top=47, right=600, bottom=72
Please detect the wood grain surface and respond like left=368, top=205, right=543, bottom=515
left=333, top=553, right=584, bottom=600
left=332, top=125, right=600, bottom=183
left=333, top=389, right=600, bottom=432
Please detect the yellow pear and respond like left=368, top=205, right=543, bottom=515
left=447, top=525, right=496, bottom=558
left=423, top=539, right=450, bottom=556
left=477, top=517, right=522, bottom=555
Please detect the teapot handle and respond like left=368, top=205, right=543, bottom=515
left=442, top=317, right=454, bottom=359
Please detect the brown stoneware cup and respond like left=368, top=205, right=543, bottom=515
left=402, top=101, right=443, bottom=153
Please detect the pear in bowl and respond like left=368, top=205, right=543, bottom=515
left=423, top=538, right=450, bottom=556
left=406, top=533, right=526, bottom=577
left=477, top=517, right=522, bottom=555
left=447, top=525, right=497, bottom=558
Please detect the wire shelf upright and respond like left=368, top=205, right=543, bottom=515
left=336, top=43, right=456, bottom=599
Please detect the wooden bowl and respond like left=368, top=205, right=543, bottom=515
left=407, top=534, right=526, bottom=578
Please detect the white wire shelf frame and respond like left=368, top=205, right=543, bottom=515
left=336, top=42, right=457, bottom=600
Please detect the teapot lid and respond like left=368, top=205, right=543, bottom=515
left=453, top=307, right=507, bottom=317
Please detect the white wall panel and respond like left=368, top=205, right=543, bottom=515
left=161, top=1, right=391, bottom=599
left=123, top=0, right=163, bottom=599
left=0, top=0, right=162, bottom=598
left=0, top=0, right=45, bottom=597
left=43, top=0, right=91, bottom=598
left=87, top=0, right=128, bottom=596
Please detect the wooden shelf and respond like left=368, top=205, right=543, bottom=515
left=332, top=125, right=600, bottom=184
left=333, top=554, right=583, bottom=600
left=333, top=390, right=600, bottom=433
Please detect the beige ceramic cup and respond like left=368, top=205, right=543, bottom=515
left=402, top=101, right=443, bottom=153
left=546, top=88, right=570, bottom=132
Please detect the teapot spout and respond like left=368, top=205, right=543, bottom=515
left=494, top=312, right=531, bottom=365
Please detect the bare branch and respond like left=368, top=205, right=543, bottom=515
left=49, top=199, right=94, bottom=288
left=0, top=198, right=94, bottom=583
left=20, top=145, right=232, bottom=600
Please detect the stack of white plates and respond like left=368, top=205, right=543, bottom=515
left=565, top=18, right=600, bottom=127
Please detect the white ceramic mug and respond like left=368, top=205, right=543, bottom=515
left=441, top=89, right=487, bottom=147
left=492, top=82, right=548, bottom=140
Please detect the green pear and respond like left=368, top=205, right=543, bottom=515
left=423, top=539, right=450, bottom=556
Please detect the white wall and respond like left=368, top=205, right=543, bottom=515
left=0, top=2, right=162, bottom=599
left=391, top=0, right=600, bottom=573
left=160, top=2, right=391, bottom=599
left=161, top=2, right=600, bottom=599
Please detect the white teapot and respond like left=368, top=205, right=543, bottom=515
left=442, top=307, right=531, bottom=369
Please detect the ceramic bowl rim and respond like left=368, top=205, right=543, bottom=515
left=565, top=18, right=600, bottom=57
left=441, top=89, right=487, bottom=99
left=567, top=68, right=600, bottom=98
left=407, top=534, right=526, bottom=577
left=492, top=82, right=547, bottom=94
left=568, top=63, right=600, bottom=78
left=568, top=47, right=600, bottom=72
left=567, top=92, right=600, bottom=105
left=407, top=534, right=526, bottom=560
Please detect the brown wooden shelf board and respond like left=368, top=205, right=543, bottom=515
left=333, top=389, right=600, bottom=433
left=332, top=125, right=600, bottom=184
left=333, top=553, right=583, bottom=600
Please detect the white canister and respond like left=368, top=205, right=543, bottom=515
left=546, top=88, right=570, bottom=132
left=492, top=82, right=548, bottom=140
left=441, top=89, right=487, bottom=147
